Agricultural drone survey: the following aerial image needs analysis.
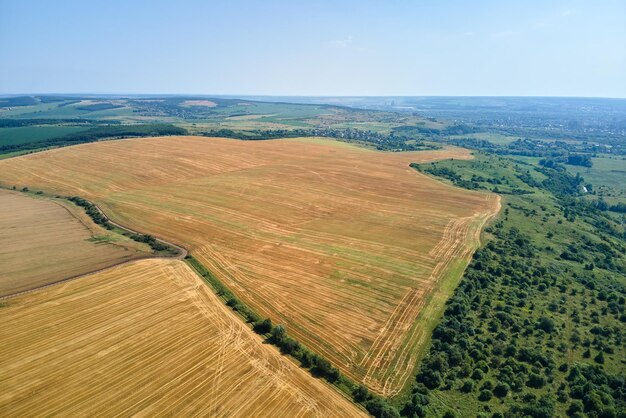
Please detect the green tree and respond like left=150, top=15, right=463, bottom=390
left=253, top=318, right=273, bottom=334
left=353, top=384, right=370, bottom=402
left=270, top=324, right=286, bottom=343
left=493, top=382, right=510, bottom=398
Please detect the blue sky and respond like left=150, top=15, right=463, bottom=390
left=1, top=0, right=624, bottom=97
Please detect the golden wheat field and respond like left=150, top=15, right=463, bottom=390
left=0, top=136, right=500, bottom=395
left=0, top=258, right=365, bottom=417
left=0, top=189, right=150, bottom=297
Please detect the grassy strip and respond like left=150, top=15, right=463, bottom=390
left=0, top=148, right=57, bottom=160
left=184, top=254, right=400, bottom=418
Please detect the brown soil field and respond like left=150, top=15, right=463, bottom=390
left=0, top=258, right=364, bottom=417
left=0, top=189, right=150, bottom=297
left=0, top=136, right=500, bottom=395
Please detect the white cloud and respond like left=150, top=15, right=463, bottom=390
left=329, top=35, right=353, bottom=48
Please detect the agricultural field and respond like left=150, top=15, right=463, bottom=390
left=0, top=189, right=151, bottom=297
left=0, top=125, right=88, bottom=146
left=180, top=99, right=217, bottom=107
left=0, top=258, right=365, bottom=417
left=0, top=135, right=499, bottom=395
left=509, top=154, right=626, bottom=204
left=447, top=132, right=519, bottom=145
left=566, top=155, right=626, bottom=196
left=0, top=95, right=449, bottom=159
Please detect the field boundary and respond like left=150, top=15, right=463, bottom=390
left=0, top=186, right=187, bottom=300
left=359, top=195, right=501, bottom=397
left=183, top=253, right=395, bottom=417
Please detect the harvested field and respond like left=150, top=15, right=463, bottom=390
left=180, top=99, right=217, bottom=107
left=0, top=258, right=364, bottom=417
left=0, top=189, right=150, bottom=297
left=0, top=136, right=500, bottom=395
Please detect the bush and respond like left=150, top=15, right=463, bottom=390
left=480, top=380, right=494, bottom=391
left=478, top=389, right=493, bottom=401
left=270, top=324, right=286, bottom=343
left=508, top=394, right=555, bottom=418
left=299, top=350, right=314, bottom=368
left=594, top=351, right=605, bottom=364
left=460, top=379, right=474, bottom=393
left=311, top=357, right=340, bottom=382
left=419, top=369, right=443, bottom=389
left=493, top=382, right=510, bottom=398
left=402, top=393, right=429, bottom=417
left=537, top=317, right=556, bottom=333
left=253, top=318, right=273, bottom=334
left=411, top=393, right=429, bottom=406
left=472, top=369, right=485, bottom=380
left=365, top=397, right=400, bottom=418
left=527, top=373, right=547, bottom=389
left=353, top=384, right=370, bottom=402
left=278, top=337, right=299, bottom=355
left=567, top=399, right=584, bottom=416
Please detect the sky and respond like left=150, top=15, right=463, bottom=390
left=0, top=0, right=625, bottom=97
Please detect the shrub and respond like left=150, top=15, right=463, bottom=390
left=480, top=380, right=494, bottom=391
left=270, top=324, right=286, bottom=343
left=311, top=357, right=340, bottom=382
left=594, top=351, right=605, bottom=364
left=472, top=369, right=485, bottom=380
left=353, top=384, right=370, bottom=402
left=537, top=317, right=556, bottom=333
left=567, top=399, right=584, bottom=416
left=412, top=393, right=429, bottom=406
left=278, top=337, right=300, bottom=355
left=493, top=382, right=510, bottom=398
left=365, top=397, right=400, bottom=418
left=299, top=350, right=314, bottom=368
left=419, top=369, right=443, bottom=389
left=527, top=373, right=547, bottom=388
left=253, top=318, right=273, bottom=334
left=478, top=389, right=493, bottom=401
left=460, top=379, right=474, bottom=393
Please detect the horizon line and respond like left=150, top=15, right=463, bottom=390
left=1, top=93, right=626, bottom=100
